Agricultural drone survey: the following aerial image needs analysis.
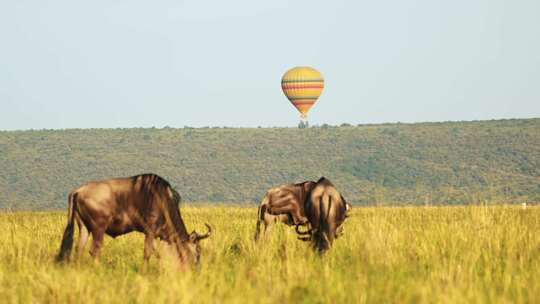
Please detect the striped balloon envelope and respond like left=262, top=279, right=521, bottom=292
left=281, top=66, right=324, bottom=119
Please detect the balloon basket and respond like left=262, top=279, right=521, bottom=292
left=297, top=116, right=309, bottom=128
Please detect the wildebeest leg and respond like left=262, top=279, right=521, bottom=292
left=261, top=222, right=267, bottom=237
left=254, top=221, right=261, bottom=241
left=255, top=205, right=277, bottom=241
left=254, top=205, right=264, bottom=241
left=89, top=228, right=105, bottom=261
left=76, top=219, right=89, bottom=259
left=142, top=233, right=155, bottom=272
left=262, top=221, right=272, bottom=239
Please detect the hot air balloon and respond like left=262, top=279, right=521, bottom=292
left=281, top=66, right=324, bottom=120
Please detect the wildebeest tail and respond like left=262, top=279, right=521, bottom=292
left=56, top=191, right=77, bottom=262
left=254, top=195, right=269, bottom=241
left=316, top=194, right=332, bottom=251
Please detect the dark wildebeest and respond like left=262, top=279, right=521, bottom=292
left=254, top=178, right=351, bottom=242
left=56, top=173, right=212, bottom=267
left=295, top=177, right=349, bottom=251
left=254, top=180, right=316, bottom=240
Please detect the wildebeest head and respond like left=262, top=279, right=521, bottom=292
left=184, top=223, right=212, bottom=264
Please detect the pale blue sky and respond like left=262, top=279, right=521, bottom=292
left=1, top=0, right=539, bottom=130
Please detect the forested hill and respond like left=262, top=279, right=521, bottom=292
left=0, top=119, right=539, bottom=210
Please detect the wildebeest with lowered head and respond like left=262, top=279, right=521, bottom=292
left=254, top=180, right=316, bottom=240
left=254, top=179, right=351, bottom=241
left=295, top=177, right=349, bottom=251
left=56, top=173, right=212, bottom=267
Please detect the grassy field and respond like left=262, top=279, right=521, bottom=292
left=1, top=205, right=539, bottom=303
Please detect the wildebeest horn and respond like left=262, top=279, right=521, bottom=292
left=336, top=226, right=345, bottom=238
left=297, top=235, right=311, bottom=242
left=196, top=223, right=212, bottom=240
left=295, top=224, right=312, bottom=235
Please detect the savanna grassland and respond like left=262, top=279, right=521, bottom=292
left=1, top=205, right=539, bottom=304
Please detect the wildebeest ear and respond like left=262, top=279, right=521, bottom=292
left=189, top=231, right=197, bottom=242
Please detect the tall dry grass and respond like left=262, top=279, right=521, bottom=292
left=0, top=205, right=538, bottom=303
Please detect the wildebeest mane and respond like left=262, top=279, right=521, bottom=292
left=131, top=174, right=188, bottom=241
left=132, top=173, right=173, bottom=197
left=316, top=176, right=327, bottom=183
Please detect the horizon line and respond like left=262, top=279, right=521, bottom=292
left=1, top=117, right=538, bottom=132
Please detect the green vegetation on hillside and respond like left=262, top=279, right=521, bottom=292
left=0, top=119, right=539, bottom=210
